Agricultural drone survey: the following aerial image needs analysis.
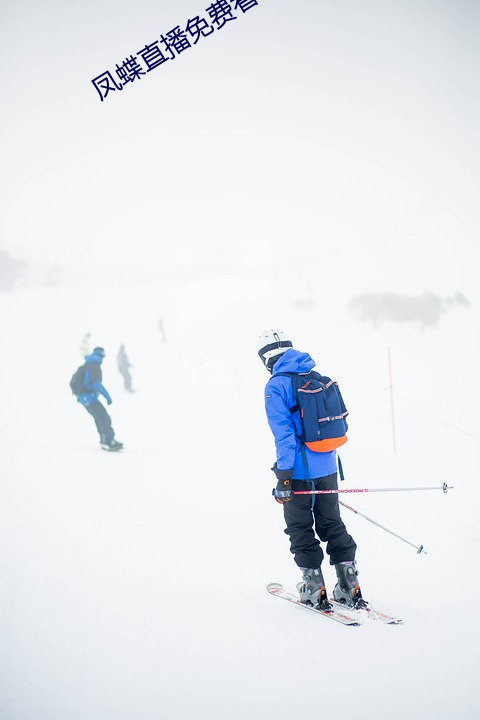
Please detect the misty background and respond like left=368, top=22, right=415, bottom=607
left=2, top=0, right=479, bottom=300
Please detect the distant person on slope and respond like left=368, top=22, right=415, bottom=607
left=158, top=316, right=166, bottom=343
left=257, top=328, right=366, bottom=610
left=117, top=344, right=134, bottom=392
left=80, top=332, right=91, bottom=358
left=72, top=346, right=123, bottom=452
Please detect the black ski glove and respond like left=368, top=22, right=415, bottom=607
left=271, top=464, right=293, bottom=504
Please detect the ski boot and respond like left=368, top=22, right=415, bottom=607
left=297, top=568, right=332, bottom=611
left=333, top=561, right=368, bottom=609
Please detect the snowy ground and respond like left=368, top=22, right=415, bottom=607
left=1, top=277, right=479, bottom=720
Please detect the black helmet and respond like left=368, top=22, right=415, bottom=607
left=93, top=346, right=106, bottom=358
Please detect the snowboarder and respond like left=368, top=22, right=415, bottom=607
left=117, top=344, right=134, bottom=392
left=258, top=328, right=366, bottom=610
left=74, top=346, right=123, bottom=451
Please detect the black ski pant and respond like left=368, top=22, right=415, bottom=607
left=283, top=473, right=356, bottom=570
left=83, top=400, right=114, bottom=444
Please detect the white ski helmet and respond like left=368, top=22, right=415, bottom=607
left=257, top=329, right=293, bottom=369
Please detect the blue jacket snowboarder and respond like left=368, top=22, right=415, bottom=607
left=75, top=347, right=123, bottom=451
left=258, top=328, right=366, bottom=610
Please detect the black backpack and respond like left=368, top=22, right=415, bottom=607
left=70, top=364, right=87, bottom=395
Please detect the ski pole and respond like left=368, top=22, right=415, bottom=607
left=292, top=482, right=452, bottom=496
left=338, top=499, right=427, bottom=554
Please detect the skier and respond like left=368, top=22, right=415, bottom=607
left=75, top=346, right=123, bottom=451
left=80, top=332, right=91, bottom=358
left=117, top=344, right=134, bottom=392
left=158, top=316, right=166, bottom=343
left=258, top=329, right=366, bottom=610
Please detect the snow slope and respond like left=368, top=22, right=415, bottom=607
left=0, top=276, right=479, bottom=720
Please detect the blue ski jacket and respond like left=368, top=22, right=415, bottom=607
left=264, top=348, right=337, bottom=480
left=77, top=351, right=112, bottom=407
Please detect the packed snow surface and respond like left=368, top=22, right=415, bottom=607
left=1, top=279, right=478, bottom=720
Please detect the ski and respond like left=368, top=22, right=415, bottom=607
left=328, top=598, right=403, bottom=625
left=267, top=583, right=361, bottom=626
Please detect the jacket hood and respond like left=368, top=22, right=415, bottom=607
left=85, top=352, right=103, bottom=364
left=271, top=348, right=315, bottom=375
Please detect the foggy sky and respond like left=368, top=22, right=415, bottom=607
left=1, top=0, right=479, bottom=294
